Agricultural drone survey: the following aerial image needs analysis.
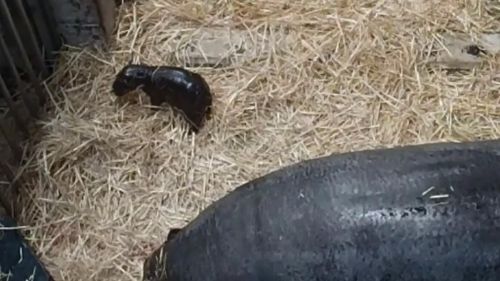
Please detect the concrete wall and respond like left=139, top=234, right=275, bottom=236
left=47, top=0, right=116, bottom=47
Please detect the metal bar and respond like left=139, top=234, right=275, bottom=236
left=21, top=0, right=57, bottom=64
left=0, top=0, right=46, bottom=106
left=12, top=0, right=47, bottom=77
left=38, top=0, right=63, bottom=49
left=0, top=118, right=22, bottom=162
left=0, top=33, right=37, bottom=118
left=0, top=161, right=15, bottom=183
left=0, top=34, right=21, bottom=86
left=0, top=160, right=18, bottom=218
left=0, top=75, right=29, bottom=137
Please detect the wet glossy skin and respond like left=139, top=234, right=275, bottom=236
left=112, top=64, right=213, bottom=133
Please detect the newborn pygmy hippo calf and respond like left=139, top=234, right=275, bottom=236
left=112, top=64, right=213, bottom=133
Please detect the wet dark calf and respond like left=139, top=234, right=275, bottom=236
left=112, top=64, right=213, bottom=133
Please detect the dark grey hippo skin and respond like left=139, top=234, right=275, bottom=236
left=144, top=139, right=500, bottom=281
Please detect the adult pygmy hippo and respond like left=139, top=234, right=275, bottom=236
left=143, top=139, right=500, bottom=281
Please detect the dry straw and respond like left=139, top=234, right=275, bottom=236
left=9, top=0, right=500, bottom=280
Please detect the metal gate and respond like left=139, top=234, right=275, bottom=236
left=0, top=0, right=63, bottom=214
left=0, top=0, right=114, bottom=215
left=0, top=2, right=114, bottom=280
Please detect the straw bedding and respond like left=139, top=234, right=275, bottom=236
left=11, top=0, right=500, bottom=280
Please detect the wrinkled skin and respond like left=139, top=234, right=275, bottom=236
left=112, top=64, right=213, bottom=133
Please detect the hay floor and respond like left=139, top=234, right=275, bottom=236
left=14, top=0, right=500, bottom=280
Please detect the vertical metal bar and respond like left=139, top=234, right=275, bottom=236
left=0, top=34, right=37, bottom=118
left=0, top=160, right=18, bottom=218
left=0, top=160, right=15, bottom=183
left=0, top=0, right=46, bottom=105
left=21, top=0, right=57, bottom=64
left=38, top=0, right=63, bottom=49
left=0, top=35, right=21, bottom=86
left=12, top=0, right=47, bottom=77
left=0, top=75, right=29, bottom=136
left=0, top=189, right=14, bottom=217
left=0, top=119, right=22, bottom=162
left=0, top=117, right=21, bottom=217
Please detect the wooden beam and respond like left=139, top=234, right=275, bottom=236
left=93, top=0, right=117, bottom=44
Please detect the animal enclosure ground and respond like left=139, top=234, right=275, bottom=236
left=13, top=1, right=500, bottom=280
